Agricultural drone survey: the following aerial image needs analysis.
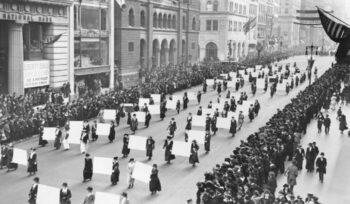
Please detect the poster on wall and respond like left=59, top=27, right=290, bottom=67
left=23, top=61, right=50, bottom=88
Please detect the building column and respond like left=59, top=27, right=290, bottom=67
left=147, top=1, right=154, bottom=70
left=109, top=0, right=115, bottom=89
left=68, top=3, right=75, bottom=99
left=164, top=48, right=169, bottom=66
left=8, top=23, right=24, bottom=95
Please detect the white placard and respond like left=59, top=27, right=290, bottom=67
left=262, top=68, right=269, bottom=74
left=128, top=136, right=147, bottom=151
left=43, top=127, right=56, bottom=140
left=187, top=92, right=197, bottom=101
left=202, top=108, right=215, bottom=116
left=63, top=98, right=69, bottom=104
left=96, top=123, right=110, bottom=136
left=216, top=117, right=231, bottom=129
left=121, top=103, right=133, bottom=107
left=166, top=100, right=177, bottom=110
left=95, top=192, right=120, bottom=204
left=236, top=104, right=250, bottom=115
left=220, top=74, right=229, bottom=79
left=68, top=121, right=83, bottom=144
left=93, top=157, right=113, bottom=175
left=227, top=111, right=239, bottom=119
left=148, top=105, right=160, bottom=115
left=37, top=184, right=60, bottom=204
left=290, top=67, right=296, bottom=73
left=170, top=95, right=182, bottom=103
left=238, top=70, right=245, bottom=75
left=206, top=79, right=214, bottom=85
left=192, top=115, right=206, bottom=127
left=242, top=75, right=249, bottom=81
left=255, top=65, right=262, bottom=70
left=277, top=82, right=287, bottom=91
left=132, top=112, right=146, bottom=123
left=188, top=130, right=206, bottom=144
left=103, top=109, right=116, bottom=121
left=227, top=81, right=235, bottom=88
left=150, top=94, right=161, bottom=103
left=12, top=148, right=27, bottom=166
left=212, top=103, right=224, bottom=111
left=257, top=79, right=265, bottom=89
left=23, top=60, right=50, bottom=88
left=216, top=79, right=224, bottom=84
left=247, top=68, right=254, bottom=73
left=251, top=72, right=258, bottom=78
left=138, top=98, right=150, bottom=107
left=229, top=72, right=236, bottom=77
left=132, top=162, right=152, bottom=183
left=172, top=141, right=191, bottom=157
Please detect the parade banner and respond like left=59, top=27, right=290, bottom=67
left=138, top=98, right=150, bottom=107
left=238, top=70, right=245, bottom=75
left=277, top=82, right=287, bottom=92
left=192, top=115, right=206, bottom=127
left=96, top=123, right=110, bottom=136
left=256, top=79, right=265, bottom=89
left=37, top=184, right=60, bottom=204
left=229, top=72, right=236, bottom=77
left=132, top=112, right=146, bottom=123
left=132, top=162, right=152, bottom=183
left=212, top=103, right=224, bottom=111
left=262, top=68, right=269, bottom=74
left=68, top=121, right=83, bottom=144
left=42, top=127, right=56, bottom=140
left=93, top=157, right=113, bottom=175
left=236, top=104, right=250, bottom=116
left=188, top=130, right=206, bottom=144
left=128, top=136, right=147, bottom=151
left=251, top=72, right=259, bottom=78
left=226, top=111, right=239, bottom=119
left=166, top=100, right=177, bottom=110
left=206, top=79, right=214, bottom=85
left=12, top=148, right=27, bottom=166
left=216, top=117, right=231, bottom=129
left=150, top=94, right=161, bottom=103
left=242, top=75, right=249, bottom=81
left=95, top=192, right=120, bottom=204
left=148, top=105, right=160, bottom=115
left=187, top=92, right=197, bottom=101
left=169, top=95, right=182, bottom=103
left=202, top=108, right=215, bottom=116
left=227, top=81, right=235, bottom=88
left=103, top=109, right=116, bottom=121
left=220, top=74, right=229, bottom=79
left=216, top=79, right=224, bottom=84
left=172, top=141, right=191, bottom=157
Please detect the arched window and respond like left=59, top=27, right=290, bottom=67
left=140, top=10, right=146, bottom=27
left=192, top=17, right=196, bottom=30
left=172, top=15, right=176, bottom=29
left=168, top=14, right=172, bottom=29
left=182, top=16, right=186, bottom=30
left=153, top=13, right=157, bottom=28
left=158, top=13, right=163, bottom=28
left=163, top=14, right=167, bottom=28
left=213, top=1, right=219, bottom=11
left=128, top=9, right=135, bottom=26
left=205, top=42, right=218, bottom=60
left=206, top=1, right=213, bottom=11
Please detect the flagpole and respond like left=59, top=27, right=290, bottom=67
left=317, top=6, right=350, bottom=27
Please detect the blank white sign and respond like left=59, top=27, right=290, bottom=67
left=95, top=192, right=120, bottom=204
left=68, top=121, right=83, bottom=144
left=148, top=105, right=160, bottom=115
left=170, top=95, right=182, bottom=103
left=150, top=94, right=161, bottom=103
left=212, top=103, right=224, bottom=111
left=256, top=79, right=265, bottom=89
left=96, top=123, right=110, bottom=136
left=216, top=117, right=231, bottom=129
left=187, top=92, right=197, bottom=101
left=229, top=72, right=236, bottom=77
left=227, top=81, right=235, bottom=88
left=227, top=111, right=239, bottom=119
left=12, top=148, right=27, bottom=166
left=43, top=127, right=56, bottom=140
left=202, top=108, right=215, bottom=116
left=277, top=82, right=287, bottom=91
left=166, top=100, right=177, bottom=110
left=132, top=112, right=146, bottom=122
left=128, top=136, right=147, bottom=151
left=37, top=184, right=60, bottom=204
left=188, top=130, right=205, bottom=144
left=93, top=157, right=113, bottom=175
left=192, top=116, right=206, bottom=127
left=172, top=141, right=191, bottom=157
left=206, top=79, right=214, bottom=85
left=138, top=98, right=150, bottom=107
left=132, top=162, right=152, bottom=183
left=220, top=74, right=228, bottom=79
left=103, top=109, right=116, bottom=121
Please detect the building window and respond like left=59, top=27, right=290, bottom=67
left=163, top=14, right=168, bottom=28
left=206, top=1, right=213, bottom=11
left=229, top=20, right=232, bottom=31
left=192, top=43, right=196, bottom=49
left=243, top=6, right=246, bottom=15
left=205, top=42, right=218, bottom=60
left=230, top=2, right=233, bottom=12
left=158, top=13, right=163, bottom=28
left=238, top=22, right=242, bottom=31
left=213, top=0, right=219, bottom=11
left=128, top=42, right=134, bottom=52
left=168, top=14, right=172, bottom=29
left=129, top=9, right=135, bottom=26
left=206, top=20, right=212, bottom=31
left=183, top=16, right=186, bottom=30
left=153, top=13, right=157, bottom=28
left=284, top=8, right=289, bottom=14
left=192, top=17, right=196, bottom=30
left=213, top=20, right=218, bottom=31
left=23, top=23, right=46, bottom=60
left=80, top=6, right=107, bottom=30
left=234, top=3, right=238, bottom=13
left=172, top=15, right=176, bottom=29
left=141, top=11, right=146, bottom=27
left=74, top=38, right=109, bottom=68
left=234, top=21, right=237, bottom=31
left=239, top=5, right=242, bottom=14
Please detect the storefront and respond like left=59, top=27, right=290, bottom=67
left=0, top=0, right=71, bottom=95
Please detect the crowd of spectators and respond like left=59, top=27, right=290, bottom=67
left=195, top=63, right=350, bottom=204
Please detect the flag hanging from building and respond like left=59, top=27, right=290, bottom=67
left=317, top=7, right=350, bottom=43
left=115, top=0, right=126, bottom=8
left=42, top=33, right=63, bottom=45
left=243, top=17, right=257, bottom=34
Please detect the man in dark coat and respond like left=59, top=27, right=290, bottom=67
left=28, top=177, right=39, bottom=204
left=323, top=114, right=331, bottom=134
left=83, top=153, right=93, bottom=182
left=316, top=152, right=327, bottom=183
left=294, top=145, right=305, bottom=170
left=229, top=116, right=237, bottom=137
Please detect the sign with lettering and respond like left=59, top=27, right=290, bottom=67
left=0, top=12, right=53, bottom=23
left=23, top=61, right=50, bottom=88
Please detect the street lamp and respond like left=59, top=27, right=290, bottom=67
left=305, top=43, right=319, bottom=71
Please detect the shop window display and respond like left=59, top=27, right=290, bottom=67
left=74, top=38, right=108, bottom=68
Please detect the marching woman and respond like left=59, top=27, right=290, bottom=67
left=6, top=143, right=17, bottom=171
left=54, top=125, right=62, bottom=150
left=185, top=113, right=192, bottom=142
left=38, top=124, right=48, bottom=147
left=111, top=157, right=120, bottom=185
left=163, top=136, right=175, bottom=164
left=286, top=82, right=290, bottom=95
left=202, top=81, right=207, bottom=93
left=146, top=136, right=155, bottom=160
left=197, top=91, right=202, bottom=104
left=217, top=82, right=222, bottom=95
left=130, top=114, right=138, bottom=134
left=211, top=115, right=217, bottom=135
left=160, top=102, right=166, bottom=120
left=183, top=93, right=189, bottom=110
left=167, top=118, right=177, bottom=137
left=122, top=134, right=130, bottom=158
left=83, top=154, right=93, bottom=182
left=339, top=113, right=348, bottom=134
left=254, top=100, right=261, bottom=116
left=91, top=120, right=98, bottom=141
left=189, top=140, right=199, bottom=167
left=80, top=130, right=89, bottom=154
left=204, top=131, right=211, bottom=153
left=28, top=177, right=39, bottom=204
left=27, top=148, right=37, bottom=176
left=145, top=110, right=152, bottom=128
left=108, top=121, right=115, bottom=143
left=229, top=117, right=237, bottom=137
left=248, top=104, right=255, bottom=122
left=149, top=164, right=162, bottom=195
left=205, top=114, right=211, bottom=132
left=238, top=111, right=244, bottom=130
left=59, top=182, right=72, bottom=204
left=62, top=126, right=70, bottom=151
left=127, top=158, right=135, bottom=189
left=176, top=100, right=181, bottom=114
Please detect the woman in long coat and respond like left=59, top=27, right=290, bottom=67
left=83, top=154, right=93, bottom=182
left=122, top=134, right=130, bottom=158
left=149, top=164, right=161, bottom=194
left=185, top=113, right=192, bottom=131
left=59, top=183, right=72, bottom=204
left=211, top=116, right=217, bottom=135
left=111, top=157, right=119, bottom=185
left=27, top=148, right=37, bottom=175
left=80, top=130, right=89, bottom=154
left=127, top=159, right=135, bottom=189
left=204, top=131, right=211, bottom=153
left=38, top=125, right=48, bottom=147
left=108, top=121, right=115, bottom=143
left=254, top=100, right=260, bottom=116
left=130, top=114, right=138, bottom=133
left=146, top=136, right=155, bottom=160
left=229, top=117, right=237, bottom=137
left=163, top=136, right=174, bottom=164
left=183, top=94, right=189, bottom=109
left=54, top=126, right=62, bottom=150
left=145, top=111, right=151, bottom=128
left=339, top=114, right=347, bottom=134
left=189, top=140, right=199, bottom=167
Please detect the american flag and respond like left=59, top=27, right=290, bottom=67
left=243, top=17, right=257, bottom=34
left=317, top=8, right=350, bottom=43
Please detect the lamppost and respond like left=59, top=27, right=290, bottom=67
left=305, top=43, right=319, bottom=71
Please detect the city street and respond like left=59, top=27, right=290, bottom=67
left=0, top=56, right=336, bottom=204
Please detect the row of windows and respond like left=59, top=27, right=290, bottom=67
left=206, top=0, right=247, bottom=15
left=206, top=20, right=218, bottom=31
left=126, top=41, right=197, bottom=52
left=228, top=20, right=243, bottom=32
left=128, top=9, right=197, bottom=31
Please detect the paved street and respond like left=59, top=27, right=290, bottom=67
left=0, top=56, right=336, bottom=204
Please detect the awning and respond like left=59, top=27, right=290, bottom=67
left=74, top=65, right=111, bottom=76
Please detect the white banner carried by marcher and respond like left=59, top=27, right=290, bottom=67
left=96, top=123, right=110, bottom=136
left=187, top=130, right=205, bottom=144
left=256, top=79, right=265, bottom=89
left=43, top=127, right=56, bottom=140
left=102, top=109, right=116, bottom=121
left=148, top=105, right=160, bottom=115
left=12, top=148, right=27, bottom=166
left=187, top=92, right=197, bottom=101
left=37, top=184, right=60, bottom=204
left=138, top=98, right=150, bottom=107
left=172, top=141, right=191, bottom=157
left=206, top=79, right=214, bottom=85
left=132, top=112, right=146, bottom=122
left=95, top=192, right=120, bottom=204
left=93, top=157, right=113, bottom=175
left=132, top=162, right=153, bottom=183
left=166, top=100, right=177, bottom=110
left=192, top=115, right=206, bottom=127
left=150, top=94, right=161, bottom=103
left=128, top=136, right=147, bottom=151
left=216, top=117, right=231, bottom=129
left=68, top=121, right=83, bottom=144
